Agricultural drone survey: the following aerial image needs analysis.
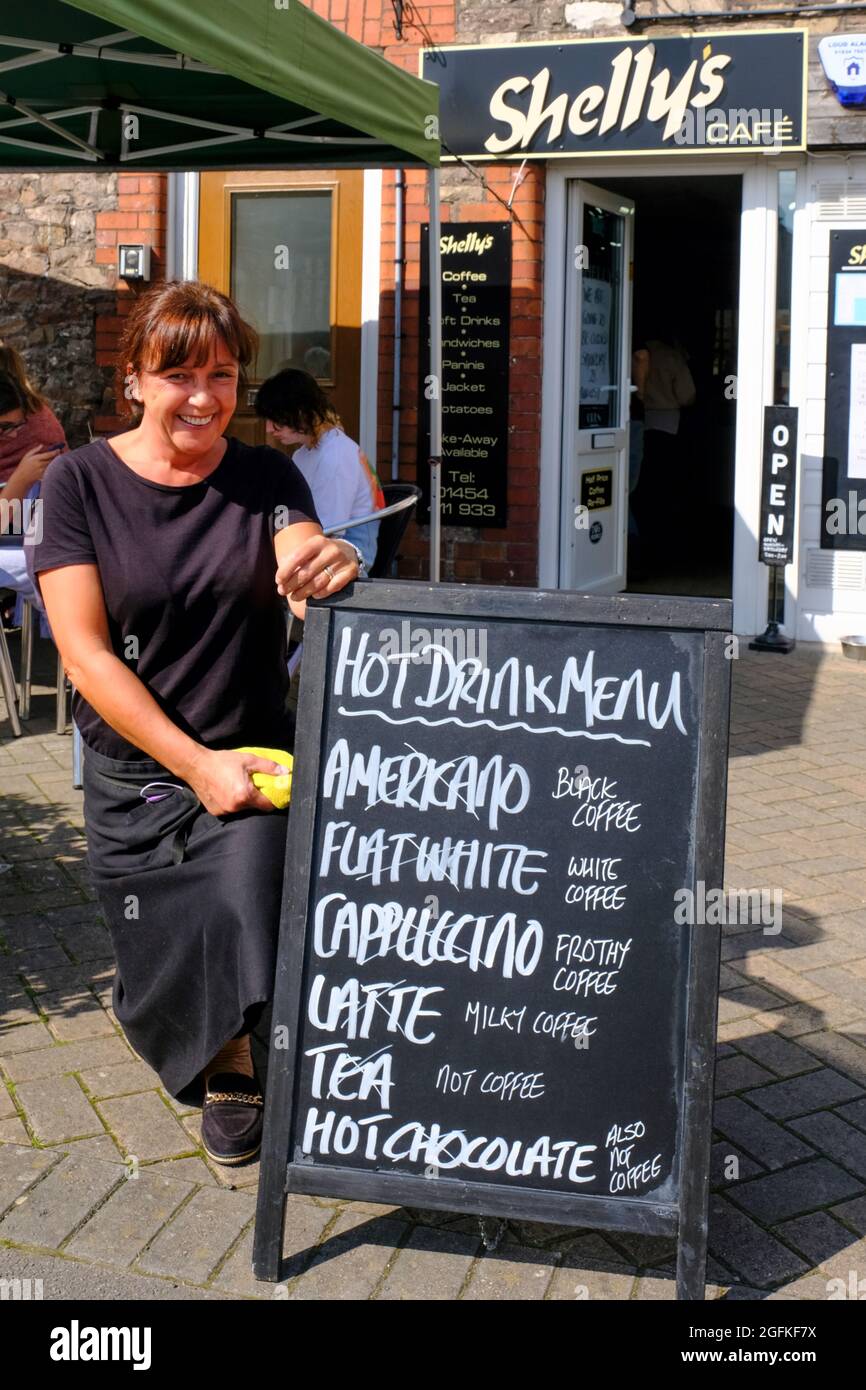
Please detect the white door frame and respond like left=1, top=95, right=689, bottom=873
left=560, top=179, right=634, bottom=593
left=540, top=154, right=804, bottom=636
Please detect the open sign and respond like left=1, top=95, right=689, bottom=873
left=758, top=406, right=798, bottom=566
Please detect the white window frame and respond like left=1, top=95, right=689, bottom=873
left=168, top=168, right=382, bottom=464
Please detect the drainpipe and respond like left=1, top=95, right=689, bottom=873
left=391, top=169, right=405, bottom=482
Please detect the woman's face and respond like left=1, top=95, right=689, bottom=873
left=265, top=420, right=311, bottom=448
left=133, top=341, right=239, bottom=455
left=0, top=406, right=25, bottom=438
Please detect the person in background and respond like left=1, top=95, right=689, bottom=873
left=0, top=341, right=67, bottom=486
left=256, top=368, right=384, bottom=573
left=0, top=366, right=67, bottom=627
left=642, top=329, right=696, bottom=439
left=302, top=344, right=331, bottom=379
left=632, top=324, right=696, bottom=562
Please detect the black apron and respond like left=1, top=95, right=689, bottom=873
left=81, top=744, right=289, bottom=1106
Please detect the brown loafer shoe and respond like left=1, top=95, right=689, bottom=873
left=201, top=1071, right=264, bottom=1166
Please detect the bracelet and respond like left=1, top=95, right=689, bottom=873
left=339, top=540, right=367, bottom=577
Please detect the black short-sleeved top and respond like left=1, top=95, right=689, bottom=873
left=30, top=435, right=319, bottom=761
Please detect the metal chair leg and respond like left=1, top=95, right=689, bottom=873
left=72, top=718, right=82, bottom=790
left=56, top=648, right=68, bottom=735
left=18, top=599, right=34, bottom=721
left=0, top=620, right=22, bottom=737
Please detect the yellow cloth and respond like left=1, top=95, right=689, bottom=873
left=232, top=746, right=294, bottom=809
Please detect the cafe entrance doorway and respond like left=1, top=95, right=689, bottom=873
left=605, top=173, right=741, bottom=599
left=547, top=168, right=744, bottom=605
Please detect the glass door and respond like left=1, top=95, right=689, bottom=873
left=560, top=180, right=634, bottom=593
left=198, top=170, right=363, bottom=445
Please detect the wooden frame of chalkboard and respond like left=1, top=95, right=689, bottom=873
left=253, top=584, right=731, bottom=1300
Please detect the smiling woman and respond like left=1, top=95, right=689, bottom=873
left=28, top=280, right=360, bottom=1165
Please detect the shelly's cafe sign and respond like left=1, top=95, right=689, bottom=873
left=423, top=30, right=806, bottom=158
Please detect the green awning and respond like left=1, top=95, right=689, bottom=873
left=0, top=0, right=440, bottom=169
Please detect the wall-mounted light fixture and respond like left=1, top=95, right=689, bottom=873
left=118, top=244, right=152, bottom=281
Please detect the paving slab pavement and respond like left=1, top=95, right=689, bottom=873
left=1, top=636, right=866, bottom=1300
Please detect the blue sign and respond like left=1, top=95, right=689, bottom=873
left=819, top=35, right=866, bottom=108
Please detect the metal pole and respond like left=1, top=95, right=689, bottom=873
left=391, top=169, right=405, bottom=483
left=749, top=563, right=795, bottom=653
left=427, top=163, right=442, bottom=583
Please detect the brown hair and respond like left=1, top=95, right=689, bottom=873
left=0, top=340, right=47, bottom=415
left=117, top=281, right=258, bottom=418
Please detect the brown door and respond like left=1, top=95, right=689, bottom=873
left=198, top=170, right=363, bottom=446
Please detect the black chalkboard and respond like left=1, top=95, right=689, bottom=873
left=822, top=228, right=866, bottom=551
left=254, top=585, right=732, bottom=1299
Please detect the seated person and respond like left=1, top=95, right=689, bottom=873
left=0, top=342, right=67, bottom=487
left=0, top=368, right=67, bottom=626
left=256, top=368, right=383, bottom=573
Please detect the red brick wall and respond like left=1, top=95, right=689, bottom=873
left=93, top=173, right=168, bottom=432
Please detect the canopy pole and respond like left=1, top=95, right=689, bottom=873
left=427, top=163, right=442, bottom=584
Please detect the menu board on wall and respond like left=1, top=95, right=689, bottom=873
left=418, top=222, right=511, bottom=528
left=822, top=229, right=866, bottom=550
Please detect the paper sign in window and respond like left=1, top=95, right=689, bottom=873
left=848, top=343, right=866, bottom=480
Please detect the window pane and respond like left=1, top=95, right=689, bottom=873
left=230, top=190, right=332, bottom=381
left=774, top=171, right=796, bottom=405
left=579, top=203, right=624, bottom=429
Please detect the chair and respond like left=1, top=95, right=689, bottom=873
left=322, top=482, right=421, bottom=576
left=370, top=483, right=422, bottom=577
left=18, top=598, right=69, bottom=734
left=0, top=616, right=21, bottom=736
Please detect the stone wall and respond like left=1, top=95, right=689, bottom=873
left=0, top=172, right=118, bottom=448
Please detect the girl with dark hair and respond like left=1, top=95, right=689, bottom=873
left=30, top=281, right=360, bottom=1165
left=255, top=368, right=384, bottom=571
left=0, top=366, right=66, bottom=627
left=0, top=342, right=67, bottom=487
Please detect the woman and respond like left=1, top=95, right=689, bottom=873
left=31, top=281, right=360, bottom=1166
left=255, top=368, right=384, bottom=572
left=0, top=370, right=67, bottom=627
left=0, top=341, right=67, bottom=487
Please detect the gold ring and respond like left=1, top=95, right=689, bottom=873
left=323, top=564, right=335, bottom=580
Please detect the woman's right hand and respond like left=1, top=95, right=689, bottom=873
left=14, top=446, right=60, bottom=487
left=184, top=748, right=290, bottom=816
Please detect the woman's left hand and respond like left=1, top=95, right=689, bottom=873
left=275, top=534, right=359, bottom=605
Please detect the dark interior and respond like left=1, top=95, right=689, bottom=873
left=599, top=174, right=741, bottom=598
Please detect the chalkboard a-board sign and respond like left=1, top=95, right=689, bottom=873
left=254, top=585, right=732, bottom=1299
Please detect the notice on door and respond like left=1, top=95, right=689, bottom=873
left=580, top=277, right=613, bottom=429
left=418, top=222, right=511, bottom=528
left=581, top=468, right=613, bottom=511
